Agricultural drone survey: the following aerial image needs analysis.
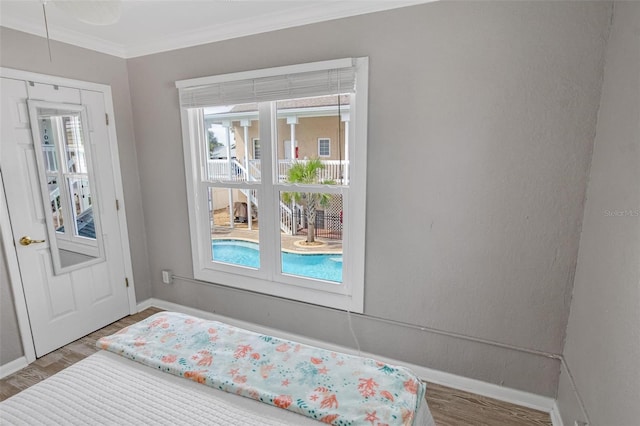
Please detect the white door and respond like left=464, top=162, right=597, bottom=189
left=1, top=77, right=131, bottom=357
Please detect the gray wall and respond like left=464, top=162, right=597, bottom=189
left=0, top=231, right=23, bottom=365
left=0, top=28, right=152, bottom=303
left=557, top=2, right=640, bottom=425
left=127, top=1, right=611, bottom=396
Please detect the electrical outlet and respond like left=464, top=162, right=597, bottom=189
left=161, top=269, right=173, bottom=284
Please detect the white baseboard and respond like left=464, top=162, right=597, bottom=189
left=138, top=298, right=556, bottom=416
left=136, top=298, right=155, bottom=312
left=550, top=401, right=565, bottom=426
left=0, top=356, right=28, bottom=379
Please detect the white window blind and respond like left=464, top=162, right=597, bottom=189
left=179, top=67, right=356, bottom=108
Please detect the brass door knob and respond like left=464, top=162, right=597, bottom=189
left=19, top=236, right=45, bottom=246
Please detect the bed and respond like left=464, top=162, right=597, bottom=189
left=1, top=312, right=435, bottom=426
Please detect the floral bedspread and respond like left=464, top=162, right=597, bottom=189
left=97, top=312, right=426, bottom=426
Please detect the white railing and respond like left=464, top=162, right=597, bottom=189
left=207, top=159, right=246, bottom=181
left=49, top=186, right=64, bottom=229
left=277, top=159, right=348, bottom=183
left=280, top=203, right=293, bottom=235
left=249, top=162, right=261, bottom=181
left=208, top=158, right=342, bottom=234
left=66, top=147, right=87, bottom=173
left=209, top=159, right=349, bottom=183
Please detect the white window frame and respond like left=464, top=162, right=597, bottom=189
left=177, top=58, right=368, bottom=313
left=318, top=138, right=331, bottom=157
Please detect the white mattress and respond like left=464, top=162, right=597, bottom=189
left=1, top=351, right=435, bottom=426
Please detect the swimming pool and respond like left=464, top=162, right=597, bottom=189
left=212, top=240, right=342, bottom=283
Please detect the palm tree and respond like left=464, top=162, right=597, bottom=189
left=282, top=158, right=334, bottom=243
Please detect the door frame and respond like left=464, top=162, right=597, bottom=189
left=0, top=67, right=137, bottom=363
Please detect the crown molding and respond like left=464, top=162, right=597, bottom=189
left=2, top=1, right=431, bottom=59
left=0, top=14, right=127, bottom=58
left=124, top=1, right=430, bottom=58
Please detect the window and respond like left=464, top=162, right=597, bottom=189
left=253, top=139, right=260, bottom=160
left=177, top=58, right=368, bottom=312
left=318, top=138, right=331, bottom=157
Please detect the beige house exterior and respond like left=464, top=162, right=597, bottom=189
left=206, top=95, right=350, bottom=163
left=234, top=115, right=347, bottom=162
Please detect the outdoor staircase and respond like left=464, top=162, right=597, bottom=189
left=232, top=159, right=296, bottom=235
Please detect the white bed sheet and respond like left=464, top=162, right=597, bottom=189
left=0, top=351, right=435, bottom=426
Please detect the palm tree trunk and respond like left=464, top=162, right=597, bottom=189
left=306, top=193, right=316, bottom=243
left=307, top=222, right=316, bottom=243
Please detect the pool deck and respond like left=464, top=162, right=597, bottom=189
left=212, top=226, right=343, bottom=254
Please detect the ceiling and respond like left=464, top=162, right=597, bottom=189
left=0, top=1, right=429, bottom=58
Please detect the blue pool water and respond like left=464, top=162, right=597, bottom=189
left=212, top=240, right=342, bottom=283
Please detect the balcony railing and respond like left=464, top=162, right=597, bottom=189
left=206, top=159, right=349, bottom=184
left=206, top=158, right=347, bottom=236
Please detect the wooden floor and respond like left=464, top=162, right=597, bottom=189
left=0, top=308, right=551, bottom=425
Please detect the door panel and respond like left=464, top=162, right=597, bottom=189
left=90, top=257, right=115, bottom=302
left=40, top=252, right=76, bottom=318
left=27, top=82, right=80, bottom=104
left=23, top=142, right=45, bottom=223
left=1, top=77, right=131, bottom=357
